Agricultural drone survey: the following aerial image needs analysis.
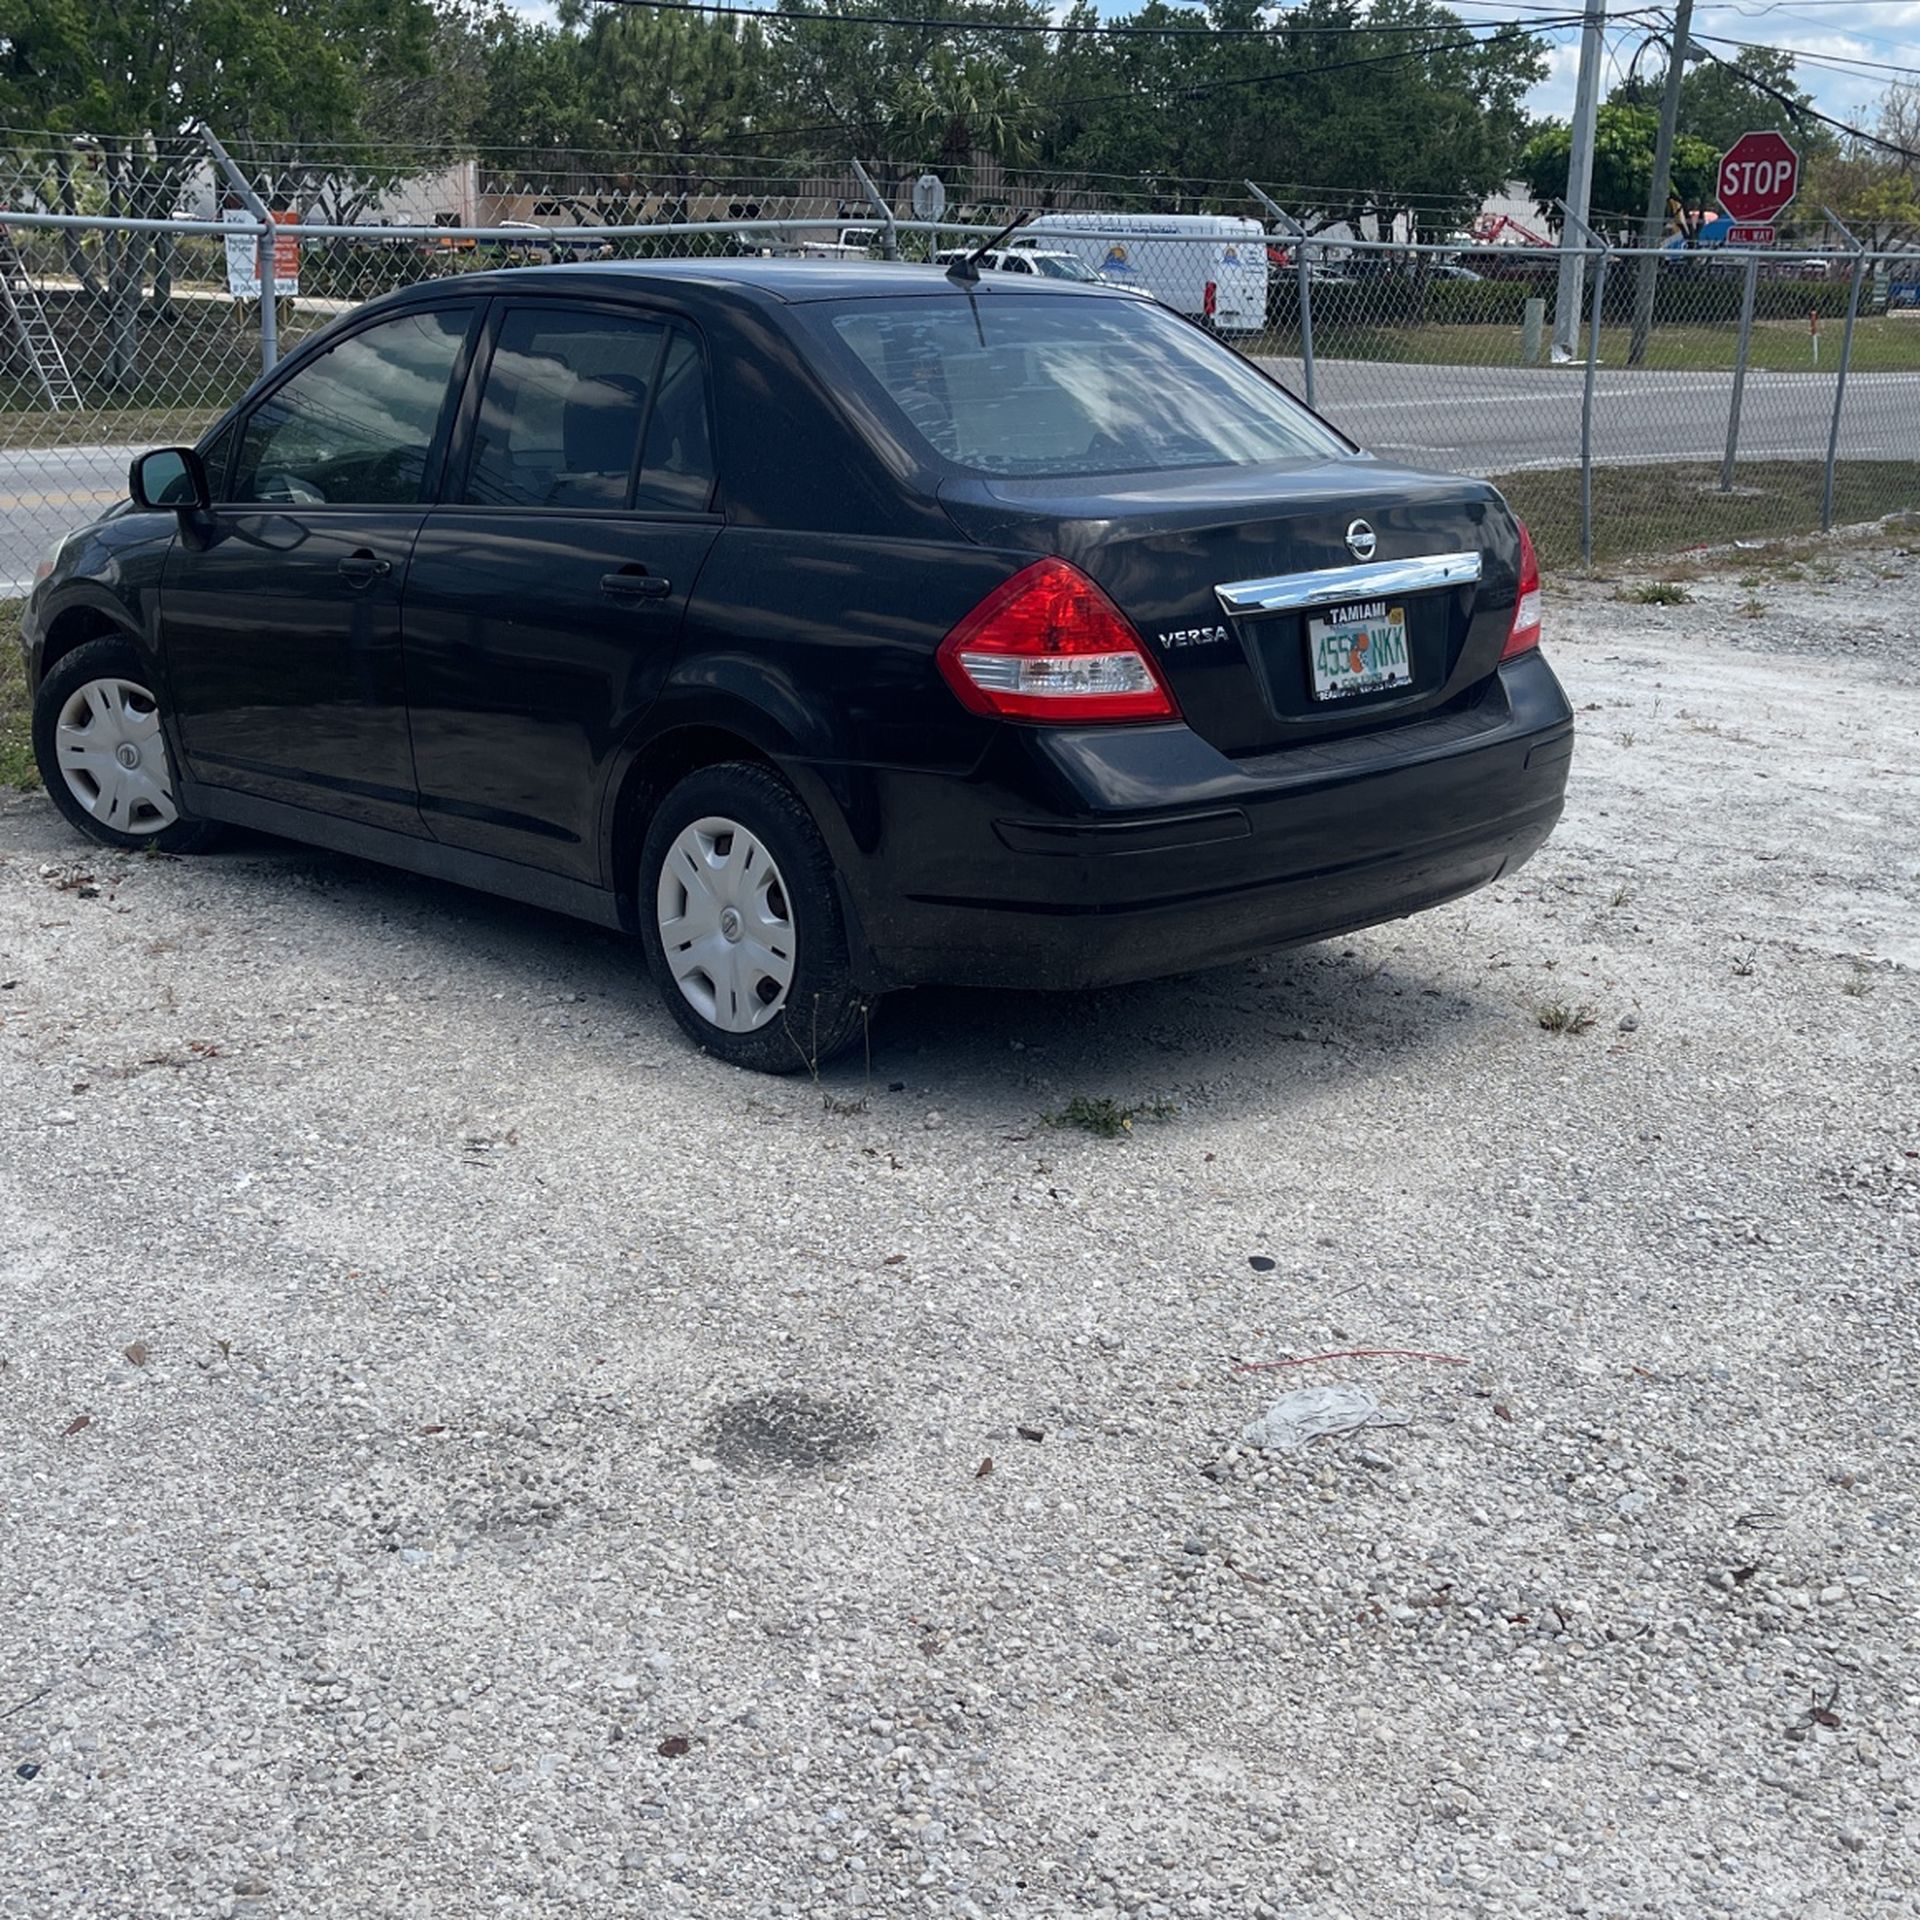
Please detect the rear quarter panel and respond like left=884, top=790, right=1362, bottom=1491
left=650, top=525, right=1018, bottom=768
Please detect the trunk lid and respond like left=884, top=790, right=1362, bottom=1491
left=938, top=455, right=1523, bottom=757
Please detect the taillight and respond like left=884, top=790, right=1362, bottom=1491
left=1203, top=280, right=1218, bottom=319
left=1502, top=518, right=1542, bottom=660
left=936, top=557, right=1181, bottom=725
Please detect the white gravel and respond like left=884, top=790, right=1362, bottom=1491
left=1, top=534, right=1916, bottom=1919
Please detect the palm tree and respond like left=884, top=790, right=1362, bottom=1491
left=889, top=49, right=1033, bottom=173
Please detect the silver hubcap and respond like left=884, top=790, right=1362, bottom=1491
left=656, top=816, right=796, bottom=1033
left=54, top=677, right=178, bottom=834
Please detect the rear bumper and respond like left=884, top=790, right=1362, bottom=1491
left=819, top=649, right=1573, bottom=992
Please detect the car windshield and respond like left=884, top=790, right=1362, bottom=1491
left=818, top=295, right=1345, bottom=477
left=1028, top=255, right=1098, bottom=282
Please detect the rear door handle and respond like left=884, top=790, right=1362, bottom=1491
left=338, top=549, right=392, bottom=585
left=601, top=567, right=672, bottom=600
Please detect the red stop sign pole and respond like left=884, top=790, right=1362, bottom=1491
left=1717, top=131, right=1799, bottom=225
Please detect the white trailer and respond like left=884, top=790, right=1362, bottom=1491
left=1009, top=213, right=1269, bottom=334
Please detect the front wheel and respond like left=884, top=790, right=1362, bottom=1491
left=638, top=761, right=869, bottom=1074
left=31, top=637, right=218, bottom=853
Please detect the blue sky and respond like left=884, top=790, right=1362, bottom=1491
left=1449, top=0, right=1919, bottom=130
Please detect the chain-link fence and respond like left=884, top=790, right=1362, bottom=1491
left=4, top=128, right=1918, bottom=592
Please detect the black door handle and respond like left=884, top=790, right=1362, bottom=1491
left=601, top=567, right=671, bottom=600
left=338, top=550, right=392, bottom=585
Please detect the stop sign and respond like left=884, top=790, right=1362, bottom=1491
left=1717, top=131, right=1799, bottom=223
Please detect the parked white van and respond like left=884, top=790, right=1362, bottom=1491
left=1008, top=213, right=1269, bottom=334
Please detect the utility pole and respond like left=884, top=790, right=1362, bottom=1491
left=1552, top=0, right=1608, bottom=362
left=1629, top=0, right=1695, bottom=365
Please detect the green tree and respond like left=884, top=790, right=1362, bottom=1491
left=2, top=0, right=440, bottom=383
left=564, top=1, right=770, bottom=162
left=1037, top=0, right=1544, bottom=232
left=1520, top=103, right=1718, bottom=230
left=472, top=12, right=598, bottom=154
left=1808, top=148, right=1920, bottom=253
left=889, top=47, right=1034, bottom=172
left=1677, top=47, right=1830, bottom=159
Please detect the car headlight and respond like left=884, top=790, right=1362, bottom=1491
left=32, top=531, right=72, bottom=589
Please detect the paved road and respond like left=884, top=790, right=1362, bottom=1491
left=6, top=362, right=1918, bottom=592
left=1257, top=357, right=1920, bottom=476
left=2, top=443, right=133, bottom=594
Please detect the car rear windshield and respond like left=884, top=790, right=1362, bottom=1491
left=817, top=294, right=1346, bottom=478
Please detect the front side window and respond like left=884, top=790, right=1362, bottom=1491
left=230, top=307, right=470, bottom=507
left=817, top=294, right=1348, bottom=479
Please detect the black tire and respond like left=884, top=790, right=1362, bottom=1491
left=637, top=761, right=869, bottom=1074
left=32, top=637, right=219, bottom=854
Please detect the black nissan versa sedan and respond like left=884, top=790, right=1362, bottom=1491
left=20, top=259, right=1572, bottom=1071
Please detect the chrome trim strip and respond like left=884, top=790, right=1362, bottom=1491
left=1214, top=551, right=1482, bottom=615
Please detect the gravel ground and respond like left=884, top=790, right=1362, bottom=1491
left=1, top=537, right=1916, bottom=1920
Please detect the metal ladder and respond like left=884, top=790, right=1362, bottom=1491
left=0, top=226, right=84, bottom=410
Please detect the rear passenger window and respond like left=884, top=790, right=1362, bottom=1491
left=633, top=331, right=715, bottom=513
left=463, top=308, right=715, bottom=513
left=466, top=309, right=663, bottom=508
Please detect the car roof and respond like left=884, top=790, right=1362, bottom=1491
left=385, top=258, right=1126, bottom=307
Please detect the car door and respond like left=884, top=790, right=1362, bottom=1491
left=160, top=300, right=478, bottom=831
left=402, top=301, right=721, bottom=880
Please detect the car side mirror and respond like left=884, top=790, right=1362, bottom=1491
left=130, top=447, right=210, bottom=512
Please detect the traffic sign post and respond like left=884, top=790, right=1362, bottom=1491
left=1717, top=132, right=1799, bottom=227
left=1715, top=133, right=1797, bottom=495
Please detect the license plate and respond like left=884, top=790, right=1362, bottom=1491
left=1306, top=600, right=1412, bottom=701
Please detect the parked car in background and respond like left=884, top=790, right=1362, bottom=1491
left=799, top=226, right=879, bottom=260
left=487, top=222, right=614, bottom=264
left=1008, top=213, right=1269, bottom=334
left=22, top=261, right=1569, bottom=1071
left=934, top=246, right=1148, bottom=293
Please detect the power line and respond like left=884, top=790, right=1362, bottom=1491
left=1685, top=29, right=1920, bottom=82
left=1691, top=40, right=1920, bottom=157
left=574, top=0, right=1585, bottom=36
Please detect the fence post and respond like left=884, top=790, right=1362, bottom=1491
left=1295, top=239, right=1317, bottom=412
left=1821, top=211, right=1868, bottom=534
left=1582, top=247, right=1609, bottom=569
left=1555, top=204, right=1611, bottom=570
left=1245, top=182, right=1314, bottom=409
left=1719, top=250, right=1760, bottom=493
left=849, top=158, right=897, bottom=261
left=193, top=120, right=276, bottom=372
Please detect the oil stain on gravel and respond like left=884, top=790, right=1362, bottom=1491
left=705, top=1389, right=879, bottom=1473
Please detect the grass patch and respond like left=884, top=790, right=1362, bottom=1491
left=0, top=406, right=227, bottom=456
left=0, top=602, right=36, bottom=790
left=1489, top=461, right=1920, bottom=571
left=1045, top=1093, right=1178, bottom=1138
left=1619, top=580, right=1693, bottom=605
left=1535, top=1001, right=1598, bottom=1036
left=1247, top=317, right=1920, bottom=375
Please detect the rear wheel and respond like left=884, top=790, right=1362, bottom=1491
left=31, top=638, right=218, bottom=853
left=638, top=761, right=867, bottom=1074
